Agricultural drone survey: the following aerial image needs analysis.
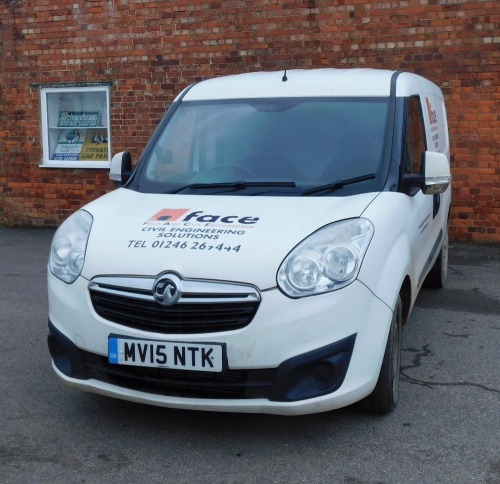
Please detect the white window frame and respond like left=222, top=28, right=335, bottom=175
left=39, top=85, right=111, bottom=168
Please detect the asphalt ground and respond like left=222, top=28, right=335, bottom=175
left=0, top=228, right=499, bottom=483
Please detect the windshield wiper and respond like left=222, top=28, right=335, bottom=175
left=168, top=181, right=296, bottom=194
left=301, top=174, right=376, bottom=196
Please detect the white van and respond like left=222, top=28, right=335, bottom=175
left=48, top=69, right=451, bottom=415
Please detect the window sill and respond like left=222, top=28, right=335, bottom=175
left=39, top=161, right=110, bottom=169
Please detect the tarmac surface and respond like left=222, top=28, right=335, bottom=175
left=0, top=228, right=499, bottom=483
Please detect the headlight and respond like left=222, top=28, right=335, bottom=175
left=49, top=210, right=93, bottom=284
left=277, top=218, right=374, bottom=297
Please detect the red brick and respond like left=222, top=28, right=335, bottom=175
left=0, top=0, right=498, bottom=242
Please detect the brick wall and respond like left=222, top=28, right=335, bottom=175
left=0, top=0, right=498, bottom=241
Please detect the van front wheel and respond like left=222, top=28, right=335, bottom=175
left=356, top=295, right=402, bottom=414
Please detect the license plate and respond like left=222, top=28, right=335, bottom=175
left=108, top=336, right=224, bottom=372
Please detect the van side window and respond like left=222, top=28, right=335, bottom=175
left=403, top=96, right=426, bottom=174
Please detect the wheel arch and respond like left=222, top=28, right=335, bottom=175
left=359, top=229, right=415, bottom=314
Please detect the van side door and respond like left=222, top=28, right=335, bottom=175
left=402, top=95, right=443, bottom=288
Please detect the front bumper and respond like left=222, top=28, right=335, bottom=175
left=49, top=320, right=356, bottom=402
left=48, top=273, right=393, bottom=415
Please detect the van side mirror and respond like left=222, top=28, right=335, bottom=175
left=403, top=151, right=451, bottom=195
left=421, top=151, right=451, bottom=194
left=109, top=151, right=133, bottom=187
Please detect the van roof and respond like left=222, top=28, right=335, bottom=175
left=179, top=69, right=442, bottom=101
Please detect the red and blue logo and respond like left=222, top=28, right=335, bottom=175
left=147, top=209, right=190, bottom=223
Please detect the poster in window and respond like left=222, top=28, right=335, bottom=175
left=58, top=111, right=101, bottom=128
left=79, top=129, right=108, bottom=161
left=53, top=129, right=85, bottom=161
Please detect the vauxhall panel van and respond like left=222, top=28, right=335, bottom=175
left=48, top=69, right=451, bottom=415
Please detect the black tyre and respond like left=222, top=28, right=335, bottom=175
left=356, top=295, right=402, bottom=414
left=424, top=228, right=448, bottom=289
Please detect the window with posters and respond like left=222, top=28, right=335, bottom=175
left=39, top=84, right=111, bottom=168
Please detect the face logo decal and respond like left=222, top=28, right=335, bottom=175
left=426, top=98, right=438, bottom=125
left=145, top=209, right=260, bottom=226
left=153, top=276, right=182, bottom=306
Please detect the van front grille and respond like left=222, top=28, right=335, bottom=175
left=88, top=275, right=261, bottom=334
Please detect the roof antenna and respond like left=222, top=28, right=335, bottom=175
left=282, top=69, right=288, bottom=82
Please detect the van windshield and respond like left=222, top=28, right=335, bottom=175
left=134, top=97, right=390, bottom=196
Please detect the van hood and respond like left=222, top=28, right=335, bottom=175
left=81, top=189, right=379, bottom=289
